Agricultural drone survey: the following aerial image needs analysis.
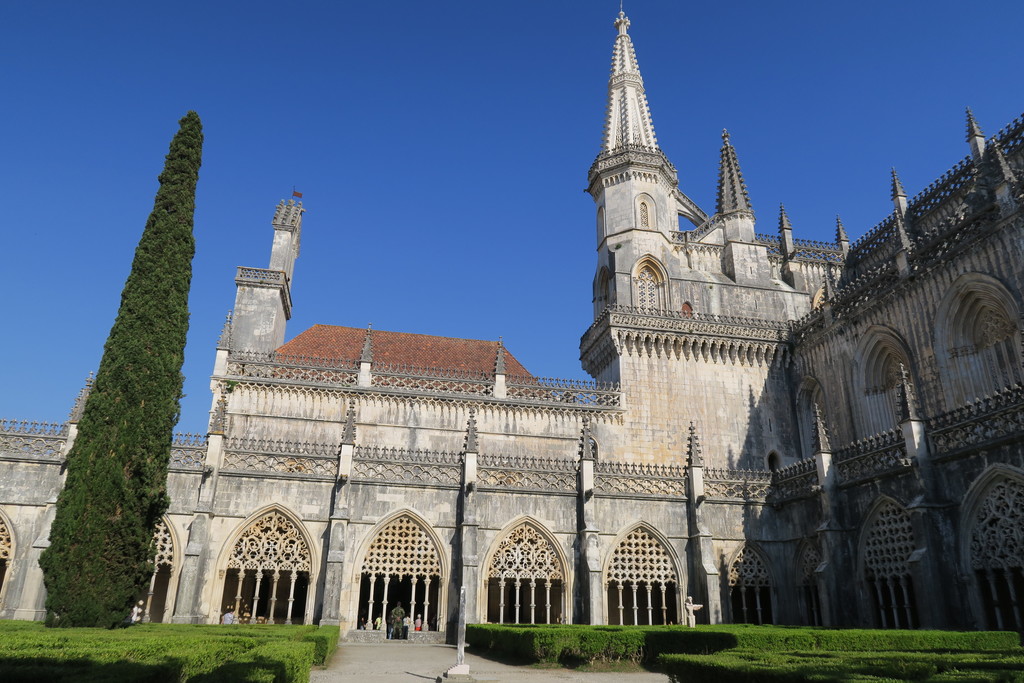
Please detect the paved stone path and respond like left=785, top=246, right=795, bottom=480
left=311, top=642, right=669, bottom=682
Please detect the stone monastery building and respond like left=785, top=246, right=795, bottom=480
left=1, top=12, right=1023, bottom=635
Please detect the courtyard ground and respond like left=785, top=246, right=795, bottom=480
left=311, top=641, right=668, bottom=682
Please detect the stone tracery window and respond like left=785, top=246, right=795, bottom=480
left=798, top=543, right=823, bottom=626
left=860, top=337, right=913, bottom=435
left=359, top=514, right=443, bottom=632
left=862, top=500, right=918, bottom=629
left=606, top=527, right=678, bottom=625
left=634, top=264, right=663, bottom=310
left=639, top=201, right=650, bottom=228
left=728, top=545, right=773, bottom=624
left=142, top=519, right=175, bottom=622
left=0, top=515, right=11, bottom=605
left=968, top=476, right=1024, bottom=631
left=486, top=523, right=564, bottom=624
left=223, top=510, right=312, bottom=625
left=947, top=292, right=1022, bottom=402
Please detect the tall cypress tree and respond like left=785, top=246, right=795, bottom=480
left=40, top=112, right=203, bottom=628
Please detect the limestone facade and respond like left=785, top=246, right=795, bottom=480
left=1, top=12, right=1023, bottom=635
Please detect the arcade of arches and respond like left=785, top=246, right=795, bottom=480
left=221, top=510, right=312, bottom=624
left=357, top=515, right=443, bottom=631
left=605, top=527, right=678, bottom=625
left=728, top=546, right=773, bottom=625
left=969, top=476, right=1024, bottom=631
left=486, top=524, right=564, bottom=624
left=862, top=501, right=918, bottom=629
left=143, top=519, right=174, bottom=623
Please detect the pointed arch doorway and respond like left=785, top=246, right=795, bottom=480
left=357, top=514, right=444, bottom=633
left=220, top=509, right=313, bottom=624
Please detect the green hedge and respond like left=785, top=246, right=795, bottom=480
left=0, top=622, right=339, bottom=682
left=659, top=649, right=1024, bottom=683
left=465, top=624, right=1021, bottom=666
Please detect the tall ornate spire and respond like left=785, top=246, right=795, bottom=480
left=686, top=421, right=704, bottom=467
left=600, top=11, right=659, bottom=153
left=890, top=167, right=906, bottom=200
left=716, top=130, right=753, bottom=215
left=835, top=215, right=848, bottom=243
left=359, top=324, right=374, bottom=364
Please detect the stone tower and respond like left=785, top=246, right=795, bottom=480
left=229, top=199, right=304, bottom=354
left=581, top=13, right=814, bottom=468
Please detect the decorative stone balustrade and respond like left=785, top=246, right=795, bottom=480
left=352, top=446, right=462, bottom=487
left=478, top=453, right=578, bottom=493
left=768, top=458, right=819, bottom=502
left=170, top=433, right=207, bottom=470
left=833, top=429, right=908, bottom=484
left=594, top=460, right=687, bottom=497
left=929, top=383, right=1024, bottom=456
left=703, top=468, right=772, bottom=501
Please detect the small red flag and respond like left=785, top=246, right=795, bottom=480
left=292, top=190, right=303, bottom=199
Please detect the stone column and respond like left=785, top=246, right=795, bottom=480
left=170, top=513, right=211, bottom=623
left=685, top=423, right=721, bottom=624
left=321, top=400, right=356, bottom=626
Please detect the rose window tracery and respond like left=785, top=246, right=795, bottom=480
left=969, top=478, right=1023, bottom=571
left=728, top=546, right=770, bottom=587
left=607, top=528, right=676, bottom=585
left=361, top=515, right=441, bottom=578
left=863, top=501, right=915, bottom=580
left=488, top=524, right=562, bottom=581
left=227, top=510, right=311, bottom=573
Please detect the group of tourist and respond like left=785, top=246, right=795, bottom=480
left=357, top=603, right=424, bottom=637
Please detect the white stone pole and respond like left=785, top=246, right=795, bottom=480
left=545, top=580, right=551, bottom=624
left=423, top=576, right=432, bottom=631
left=631, top=583, right=639, bottom=625
left=529, top=579, right=536, bottom=624
left=366, top=573, right=376, bottom=629
left=409, top=576, right=419, bottom=632
left=514, top=580, right=522, bottom=624
left=143, top=570, right=158, bottom=623
left=660, top=584, right=667, bottom=624
left=498, top=577, right=505, bottom=624
left=381, top=576, right=391, bottom=636
left=268, top=571, right=281, bottom=623
left=251, top=571, right=264, bottom=622
left=234, top=569, right=246, bottom=616
left=285, top=571, right=298, bottom=625
left=617, top=583, right=624, bottom=625
left=646, top=584, right=653, bottom=625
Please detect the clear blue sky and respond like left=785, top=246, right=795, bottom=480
left=3, top=1, right=1022, bottom=433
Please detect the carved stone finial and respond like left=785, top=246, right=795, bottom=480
left=778, top=204, right=793, bottom=234
left=464, top=408, right=478, bottom=454
left=68, top=371, right=95, bottom=423
left=686, top=421, right=704, bottom=467
left=614, top=10, right=630, bottom=35
left=716, top=131, right=753, bottom=215
left=890, top=167, right=906, bottom=199
left=360, top=324, right=374, bottom=364
left=580, top=416, right=595, bottom=461
left=218, top=311, right=233, bottom=350
left=894, top=363, right=920, bottom=422
left=966, top=107, right=985, bottom=142
left=835, top=215, right=848, bottom=243
left=341, top=399, right=357, bottom=445
left=272, top=198, right=304, bottom=231
left=812, top=404, right=831, bottom=453
left=209, top=393, right=228, bottom=435
left=495, top=339, right=506, bottom=375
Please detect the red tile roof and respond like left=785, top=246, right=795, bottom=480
left=277, top=325, right=531, bottom=377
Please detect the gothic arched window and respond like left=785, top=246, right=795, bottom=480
left=143, top=519, right=175, bottom=623
left=359, top=514, right=443, bottom=633
left=486, top=523, right=564, bottom=625
left=223, top=510, right=312, bottom=625
left=728, top=545, right=773, bottom=624
left=968, top=476, right=1024, bottom=631
left=0, top=515, right=11, bottom=606
left=797, top=379, right=826, bottom=459
left=862, top=500, right=918, bottom=629
left=949, top=294, right=1021, bottom=402
left=639, top=201, right=650, bottom=228
left=605, top=527, right=678, bottom=625
left=798, top=543, right=823, bottom=626
left=634, top=263, right=663, bottom=310
left=858, top=332, right=913, bottom=436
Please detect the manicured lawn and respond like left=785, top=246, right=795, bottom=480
left=466, top=623, right=1024, bottom=681
left=0, top=621, right=339, bottom=682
